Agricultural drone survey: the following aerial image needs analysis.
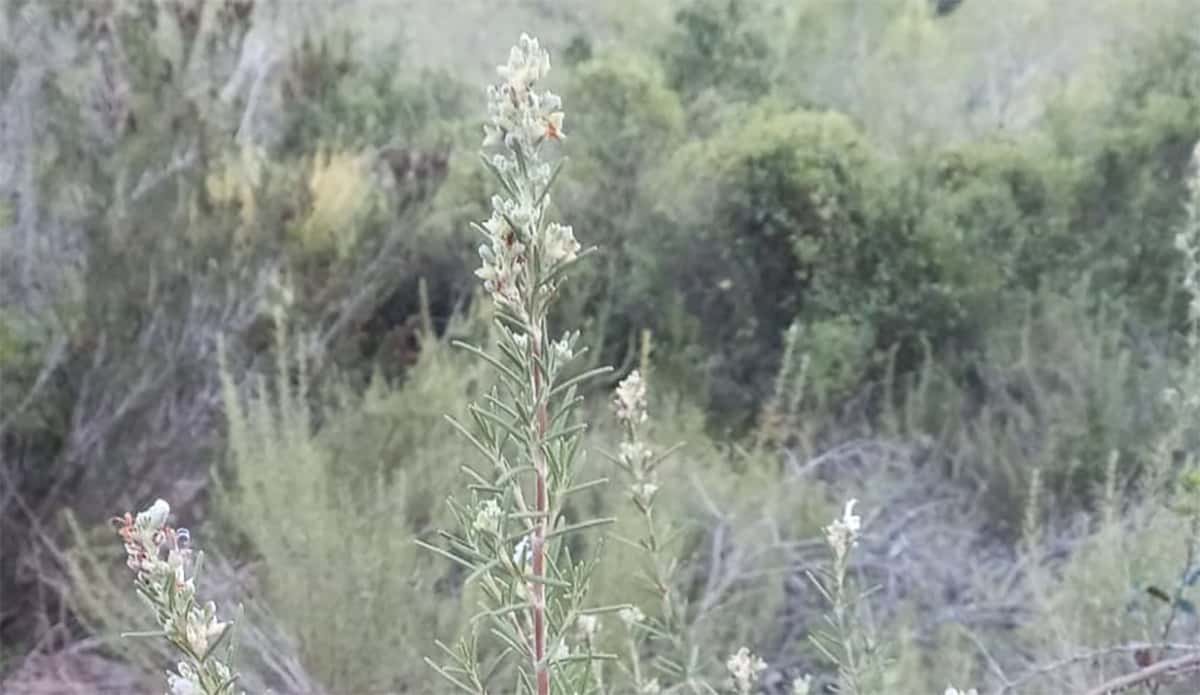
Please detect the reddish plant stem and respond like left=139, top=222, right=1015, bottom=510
left=531, top=331, right=550, bottom=695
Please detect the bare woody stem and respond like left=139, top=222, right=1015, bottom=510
left=1083, top=651, right=1200, bottom=695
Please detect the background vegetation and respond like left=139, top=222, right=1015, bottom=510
left=5, top=0, right=1200, bottom=692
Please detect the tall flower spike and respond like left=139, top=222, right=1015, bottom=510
left=428, top=33, right=611, bottom=695
left=113, top=499, right=243, bottom=695
left=476, top=34, right=576, bottom=313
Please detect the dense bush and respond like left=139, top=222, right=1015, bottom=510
left=647, top=106, right=879, bottom=427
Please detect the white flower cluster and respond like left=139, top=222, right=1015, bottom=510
left=475, top=33, right=580, bottom=309
left=476, top=200, right=530, bottom=307
left=613, top=371, right=661, bottom=507
left=114, top=499, right=238, bottom=695
left=473, top=498, right=503, bottom=536
left=574, top=613, right=599, bottom=642
left=484, top=33, right=565, bottom=150
left=824, top=498, right=862, bottom=560
left=614, top=370, right=648, bottom=426
left=944, top=688, right=978, bottom=695
left=726, top=647, right=767, bottom=695
left=791, top=675, right=812, bottom=695
left=619, top=440, right=651, bottom=469
left=618, top=605, right=645, bottom=629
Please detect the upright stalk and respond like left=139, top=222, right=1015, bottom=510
left=421, top=34, right=615, bottom=695
left=531, top=328, right=549, bottom=695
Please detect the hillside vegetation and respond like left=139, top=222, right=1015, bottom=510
left=4, top=0, right=1200, bottom=692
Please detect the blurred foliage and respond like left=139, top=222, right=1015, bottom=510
left=648, top=106, right=879, bottom=428
left=215, top=313, right=477, bottom=692
left=662, top=0, right=771, bottom=103
left=0, top=0, right=461, bottom=656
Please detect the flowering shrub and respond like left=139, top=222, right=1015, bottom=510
left=416, top=33, right=614, bottom=695
left=113, top=500, right=241, bottom=695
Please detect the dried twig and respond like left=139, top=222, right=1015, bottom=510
left=1083, top=650, right=1200, bottom=695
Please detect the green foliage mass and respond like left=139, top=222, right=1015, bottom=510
left=649, top=107, right=878, bottom=426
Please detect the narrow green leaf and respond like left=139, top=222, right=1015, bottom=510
left=453, top=339, right=524, bottom=384
left=415, top=538, right=476, bottom=570
left=483, top=394, right=521, bottom=421
left=489, top=624, right=530, bottom=657
left=473, top=602, right=534, bottom=622
left=546, top=517, right=616, bottom=540
left=521, top=572, right=572, bottom=588
left=544, top=422, right=588, bottom=445
left=445, top=415, right=498, bottom=466
left=425, top=658, right=479, bottom=694
left=533, top=158, right=565, bottom=209
left=465, top=558, right=504, bottom=586
left=577, top=604, right=632, bottom=616
left=480, top=647, right=514, bottom=684
left=548, top=366, right=613, bottom=400
left=561, top=477, right=608, bottom=497
left=495, top=465, right=537, bottom=489
left=119, top=630, right=167, bottom=639
left=480, top=153, right=518, bottom=197
left=470, top=405, right=530, bottom=447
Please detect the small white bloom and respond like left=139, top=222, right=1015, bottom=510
left=138, top=499, right=170, bottom=530
left=540, top=91, right=562, bottom=113
left=574, top=614, right=599, bottom=641
left=792, top=675, right=812, bottom=695
left=483, top=124, right=503, bottom=148
left=185, top=602, right=228, bottom=656
left=619, top=440, right=651, bottom=468
left=473, top=499, right=503, bottom=536
left=185, top=621, right=210, bottom=657
left=167, top=662, right=203, bottom=695
left=513, top=535, right=531, bottom=568
left=726, top=647, right=767, bottom=695
left=490, top=153, right=512, bottom=173
left=614, top=371, right=648, bottom=425
left=824, top=498, right=862, bottom=559
left=496, top=33, right=550, bottom=92
left=632, top=481, right=659, bottom=502
left=945, top=688, right=978, bottom=695
left=551, top=335, right=573, bottom=362
left=550, top=640, right=569, bottom=661
left=530, top=162, right=553, bottom=187
left=840, top=499, right=862, bottom=535
left=618, top=605, right=645, bottom=628
left=543, top=222, right=580, bottom=266
left=640, top=678, right=661, bottom=694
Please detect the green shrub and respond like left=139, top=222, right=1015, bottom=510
left=1046, top=6, right=1200, bottom=326
left=217, top=313, right=488, bottom=693
left=662, top=0, right=772, bottom=103
left=649, top=105, right=879, bottom=428
left=555, top=52, right=686, bottom=370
